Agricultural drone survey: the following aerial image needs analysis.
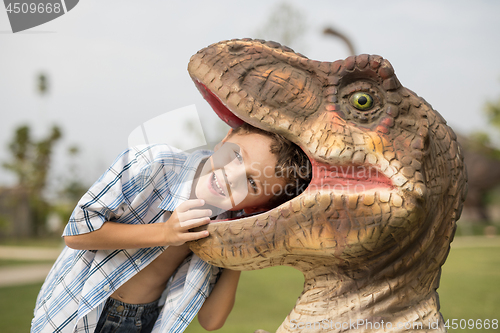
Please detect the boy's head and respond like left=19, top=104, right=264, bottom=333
left=194, top=123, right=311, bottom=214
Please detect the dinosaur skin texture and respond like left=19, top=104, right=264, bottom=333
left=187, top=38, right=467, bottom=333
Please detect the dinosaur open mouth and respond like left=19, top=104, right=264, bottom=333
left=194, top=79, right=394, bottom=220
left=194, top=80, right=245, bottom=128
left=309, top=160, right=393, bottom=193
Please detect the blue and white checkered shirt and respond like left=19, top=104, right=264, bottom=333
left=31, top=144, right=221, bottom=333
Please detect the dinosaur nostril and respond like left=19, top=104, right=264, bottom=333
left=264, top=40, right=282, bottom=48
left=227, top=43, right=246, bottom=54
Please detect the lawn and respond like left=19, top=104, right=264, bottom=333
left=438, top=237, right=500, bottom=332
left=0, top=282, right=43, bottom=333
left=1, top=236, right=498, bottom=333
left=0, top=259, right=56, bottom=267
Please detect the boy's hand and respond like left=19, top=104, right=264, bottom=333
left=163, top=199, right=212, bottom=246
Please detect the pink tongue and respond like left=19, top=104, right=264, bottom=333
left=309, top=161, right=394, bottom=192
left=194, top=81, right=245, bottom=128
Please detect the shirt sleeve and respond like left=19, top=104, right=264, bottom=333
left=62, top=147, right=147, bottom=236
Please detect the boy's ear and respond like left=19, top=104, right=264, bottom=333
left=223, top=128, right=234, bottom=142
left=214, top=128, right=234, bottom=151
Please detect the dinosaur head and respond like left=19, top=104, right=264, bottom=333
left=187, top=39, right=467, bottom=316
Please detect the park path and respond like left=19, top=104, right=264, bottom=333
left=0, top=264, right=54, bottom=287
left=0, top=246, right=61, bottom=287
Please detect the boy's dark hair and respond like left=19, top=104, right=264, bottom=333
left=231, top=123, right=312, bottom=209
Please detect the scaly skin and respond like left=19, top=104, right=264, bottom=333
left=187, top=39, right=467, bottom=333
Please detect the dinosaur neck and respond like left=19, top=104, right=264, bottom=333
left=277, top=265, right=446, bottom=333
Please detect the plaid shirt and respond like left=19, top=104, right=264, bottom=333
left=31, top=144, right=221, bottom=333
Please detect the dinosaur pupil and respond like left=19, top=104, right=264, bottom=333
left=350, top=92, right=373, bottom=111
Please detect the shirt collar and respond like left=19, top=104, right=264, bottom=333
left=158, top=149, right=212, bottom=211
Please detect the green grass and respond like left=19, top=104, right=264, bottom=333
left=439, top=238, right=500, bottom=332
left=455, top=222, right=498, bottom=237
left=1, top=237, right=498, bottom=333
left=0, top=259, right=56, bottom=267
left=0, top=236, right=64, bottom=248
left=0, top=282, right=43, bottom=333
left=185, top=266, right=304, bottom=333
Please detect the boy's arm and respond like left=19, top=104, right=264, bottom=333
left=197, top=269, right=241, bottom=331
left=64, top=199, right=212, bottom=250
left=63, top=146, right=213, bottom=250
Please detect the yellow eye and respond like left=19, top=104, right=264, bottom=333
left=350, top=92, right=374, bottom=110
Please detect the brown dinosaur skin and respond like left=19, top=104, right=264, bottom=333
left=187, top=39, right=467, bottom=333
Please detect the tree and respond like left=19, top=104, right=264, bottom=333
left=485, top=92, right=500, bottom=129
left=2, top=124, right=62, bottom=235
left=459, top=85, right=500, bottom=222
left=255, top=2, right=308, bottom=51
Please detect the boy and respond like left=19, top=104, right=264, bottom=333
left=31, top=123, right=311, bottom=333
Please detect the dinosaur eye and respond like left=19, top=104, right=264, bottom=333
left=350, top=92, right=374, bottom=111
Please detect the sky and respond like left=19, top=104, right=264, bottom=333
left=1, top=0, right=500, bottom=192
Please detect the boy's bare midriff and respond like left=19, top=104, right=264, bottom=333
left=110, top=243, right=192, bottom=304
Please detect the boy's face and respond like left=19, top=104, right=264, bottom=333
left=195, top=131, right=285, bottom=214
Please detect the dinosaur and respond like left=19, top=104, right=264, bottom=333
left=187, top=38, right=467, bottom=332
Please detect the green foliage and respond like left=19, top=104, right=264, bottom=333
left=57, top=145, right=88, bottom=201
left=465, top=131, right=500, bottom=159
left=37, top=74, right=48, bottom=95
left=0, top=215, right=9, bottom=232
left=469, top=131, right=492, bottom=147
left=2, top=125, right=62, bottom=235
left=484, top=94, right=500, bottom=129
left=478, top=88, right=500, bottom=158
left=3, top=125, right=61, bottom=192
left=462, top=85, right=500, bottom=156
left=53, top=145, right=88, bottom=225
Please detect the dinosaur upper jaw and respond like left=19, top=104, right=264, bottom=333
left=194, top=80, right=245, bottom=128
